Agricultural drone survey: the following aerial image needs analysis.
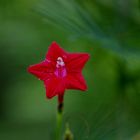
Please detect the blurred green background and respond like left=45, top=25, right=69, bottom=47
left=0, top=0, right=140, bottom=140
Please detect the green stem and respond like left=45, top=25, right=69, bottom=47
left=56, top=102, right=63, bottom=140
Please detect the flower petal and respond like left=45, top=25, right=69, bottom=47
left=44, top=77, right=66, bottom=99
left=28, top=60, right=54, bottom=80
left=46, top=42, right=67, bottom=62
left=66, top=53, right=90, bottom=73
left=66, top=73, right=87, bottom=91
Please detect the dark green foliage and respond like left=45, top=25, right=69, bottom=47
left=37, top=0, right=140, bottom=57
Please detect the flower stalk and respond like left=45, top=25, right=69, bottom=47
left=56, top=95, right=64, bottom=140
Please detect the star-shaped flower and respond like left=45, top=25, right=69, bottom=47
left=28, top=42, right=90, bottom=103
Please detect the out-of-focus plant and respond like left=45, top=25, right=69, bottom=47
left=37, top=0, right=140, bottom=58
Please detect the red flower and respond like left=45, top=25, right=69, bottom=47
left=28, top=42, right=90, bottom=103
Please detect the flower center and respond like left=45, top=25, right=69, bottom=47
left=54, top=57, right=67, bottom=78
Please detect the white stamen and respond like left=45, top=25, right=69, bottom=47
left=56, top=57, right=65, bottom=67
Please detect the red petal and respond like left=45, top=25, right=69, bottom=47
left=66, top=53, right=90, bottom=73
left=66, top=73, right=87, bottom=91
left=46, top=42, right=67, bottom=62
left=28, top=60, right=54, bottom=80
left=44, top=77, right=66, bottom=99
